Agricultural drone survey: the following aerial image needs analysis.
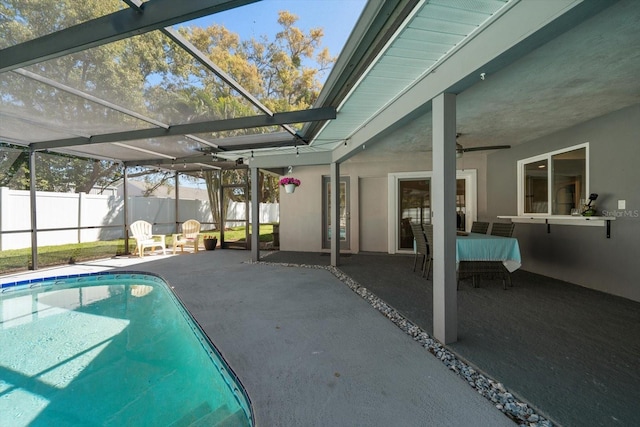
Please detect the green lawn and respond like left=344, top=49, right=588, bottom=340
left=0, top=225, right=274, bottom=275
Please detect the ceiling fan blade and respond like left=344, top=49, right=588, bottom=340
left=461, top=145, right=511, bottom=152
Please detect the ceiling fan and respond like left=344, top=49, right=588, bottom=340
left=455, top=133, right=510, bottom=158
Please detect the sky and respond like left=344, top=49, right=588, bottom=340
left=186, top=0, right=368, bottom=61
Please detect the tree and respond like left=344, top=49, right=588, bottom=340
left=1, top=0, right=167, bottom=193
left=151, top=10, right=334, bottom=227
left=1, top=4, right=334, bottom=214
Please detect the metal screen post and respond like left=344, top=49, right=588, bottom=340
left=251, top=166, right=260, bottom=261
left=175, top=170, right=180, bottom=234
left=123, top=165, right=130, bottom=255
left=330, top=161, right=340, bottom=267
left=29, top=147, right=38, bottom=270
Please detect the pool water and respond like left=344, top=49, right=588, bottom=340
left=0, top=272, right=252, bottom=427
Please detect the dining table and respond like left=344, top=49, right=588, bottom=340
left=456, top=232, right=521, bottom=272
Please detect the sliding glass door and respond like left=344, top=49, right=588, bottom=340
left=389, top=170, right=477, bottom=253
left=398, top=179, right=430, bottom=250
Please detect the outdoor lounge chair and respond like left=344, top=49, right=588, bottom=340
left=172, top=219, right=201, bottom=254
left=130, top=220, right=166, bottom=257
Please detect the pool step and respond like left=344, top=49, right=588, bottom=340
left=170, top=402, right=248, bottom=427
left=168, top=401, right=211, bottom=427
left=214, top=408, right=251, bottom=427
left=191, top=405, right=244, bottom=426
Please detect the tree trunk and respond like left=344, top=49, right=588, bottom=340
left=205, top=170, right=221, bottom=229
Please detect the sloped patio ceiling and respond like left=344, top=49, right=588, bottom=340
left=258, top=0, right=639, bottom=167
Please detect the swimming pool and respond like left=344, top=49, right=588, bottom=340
left=0, top=272, right=253, bottom=427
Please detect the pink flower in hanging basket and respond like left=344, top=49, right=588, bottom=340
left=279, top=177, right=301, bottom=187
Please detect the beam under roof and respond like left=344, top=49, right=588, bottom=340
left=0, top=0, right=257, bottom=73
left=32, top=107, right=337, bottom=151
left=251, top=151, right=333, bottom=168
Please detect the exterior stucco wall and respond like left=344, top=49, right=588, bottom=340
left=279, top=165, right=326, bottom=252
left=359, top=176, right=388, bottom=252
left=486, top=104, right=640, bottom=302
left=278, top=145, right=487, bottom=253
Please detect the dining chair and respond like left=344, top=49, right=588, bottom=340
left=490, top=222, right=515, bottom=237
left=458, top=261, right=511, bottom=289
left=470, top=221, right=490, bottom=234
left=410, top=223, right=430, bottom=278
left=460, top=222, right=516, bottom=289
left=422, top=224, right=434, bottom=280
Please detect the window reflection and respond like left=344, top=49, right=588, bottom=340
left=552, top=147, right=586, bottom=215
left=524, top=160, right=548, bottom=213
left=399, top=179, right=430, bottom=249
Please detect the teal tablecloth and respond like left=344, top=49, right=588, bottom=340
left=456, top=233, right=522, bottom=272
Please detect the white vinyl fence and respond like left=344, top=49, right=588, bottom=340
left=0, top=187, right=279, bottom=250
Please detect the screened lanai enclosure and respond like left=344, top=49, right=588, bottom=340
left=0, top=0, right=348, bottom=271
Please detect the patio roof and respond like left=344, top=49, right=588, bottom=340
left=0, top=0, right=343, bottom=171
left=268, top=0, right=640, bottom=166
left=4, top=0, right=637, bottom=174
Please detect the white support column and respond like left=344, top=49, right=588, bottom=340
left=251, top=166, right=260, bottom=262
left=432, top=92, right=458, bottom=344
left=330, top=161, right=340, bottom=266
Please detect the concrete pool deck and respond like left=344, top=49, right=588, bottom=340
left=2, top=251, right=516, bottom=426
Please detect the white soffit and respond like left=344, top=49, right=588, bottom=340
left=313, top=0, right=510, bottom=148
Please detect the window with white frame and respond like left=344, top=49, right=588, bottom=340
left=517, top=143, right=589, bottom=215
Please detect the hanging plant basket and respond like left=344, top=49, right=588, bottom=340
left=279, top=177, right=301, bottom=194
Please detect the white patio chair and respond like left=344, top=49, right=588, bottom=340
left=172, top=219, right=201, bottom=254
left=130, top=220, right=166, bottom=257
